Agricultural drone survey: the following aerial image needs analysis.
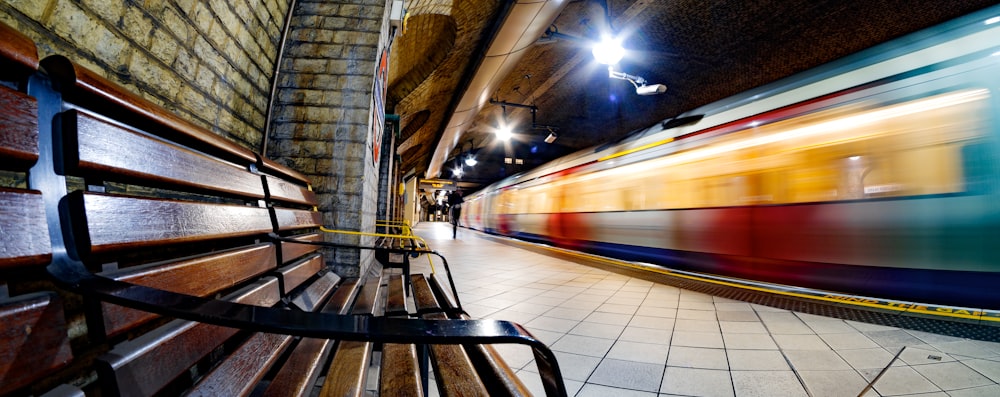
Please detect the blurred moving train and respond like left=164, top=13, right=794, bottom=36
left=459, top=5, right=1000, bottom=308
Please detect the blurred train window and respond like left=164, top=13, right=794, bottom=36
left=653, top=88, right=993, bottom=207
left=766, top=88, right=991, bottom=202
left=521, top=183, right=554, bottom=214
left=512, top=88, right=991, bottom=215
left=501, top=189, right=518, bottom=214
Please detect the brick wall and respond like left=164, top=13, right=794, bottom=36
left=2, top=0, right=394, bottom=276
left=0, top=0, right=289, bottom=150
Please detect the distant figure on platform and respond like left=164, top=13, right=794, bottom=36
left=448, top=190, right=464, bottom=238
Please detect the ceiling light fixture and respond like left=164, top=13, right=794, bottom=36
left=608, top=66, right=667, bottom=95
left=590, top=0, right=666, bottom=96
left=491, top=75, right=562, bottom=144
left=544, top=127, right=558, bottom=143
left=457, top=139, right=478, bottom=168
left=496, top=125, right=513, bottom=141
left=592, top=35, right=625, bottom=65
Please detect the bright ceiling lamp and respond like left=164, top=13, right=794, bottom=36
left=496, top=124, right=513, bottom=141
left=592, top=33, right=666, bottom=95
left=592, top=35, right=625, bottom=65
left=464, top=155, right=478, bottom=167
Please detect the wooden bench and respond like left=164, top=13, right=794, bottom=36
left=1, top=21, right=566, bottom=397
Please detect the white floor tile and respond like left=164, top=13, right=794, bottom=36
left=409, top=223, right=997, bottom=397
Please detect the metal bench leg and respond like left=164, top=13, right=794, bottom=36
left=403, top=255, right=411, bottom=296
left=419, top=344, right=429, bottom=395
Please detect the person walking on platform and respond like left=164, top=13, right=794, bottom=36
left=447, top=190, right=463, bottom=238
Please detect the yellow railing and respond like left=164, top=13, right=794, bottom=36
left=376, top=219, right=414, bottom=237
left=310, top=220, right=464, bottom=313
left=320, top=222, right=436, bottom=273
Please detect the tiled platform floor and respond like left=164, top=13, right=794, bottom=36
left=407, top=222, right=1000, bottom=396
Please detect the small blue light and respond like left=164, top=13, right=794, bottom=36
left=531, top=145, right=538, bottom=154
left=609, top=94, right=618, bottom=102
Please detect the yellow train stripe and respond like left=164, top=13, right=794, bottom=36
left=598, top=137, right=674, bottom=162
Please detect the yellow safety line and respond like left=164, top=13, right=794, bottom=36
left=504, top=238, right=1000, bottom=324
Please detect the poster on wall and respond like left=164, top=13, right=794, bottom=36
left=371, top=47, right=389, bottom=166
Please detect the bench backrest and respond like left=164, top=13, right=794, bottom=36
left=24, top=55, right=347, bottom=396
left=40, top=54, right=322, bottom=335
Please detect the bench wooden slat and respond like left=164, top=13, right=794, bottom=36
left=187, top=269, right=342, bottom=396
left=99, top=243, right=277, bottom=337
left=288, top=272, right=340, bottom=312
left=318, top=278, right=381, bottom=396
left=68, top=192, right=273, bottom=256
left=323, top=277, right=362, bottom=316
left=263, top=337, right=329, bottom=397
left=262, top=278, right=361, bottom=397
left=319, top=340, right=373, bottom=397
left=0, top=188, right=52, bottom=268
left=407, top=276, right=489, bottom=396
left=62, top=110, right=265, bottom=198
left=281, top=232, right=322, bottom=262
left=411, top=274, right=442, bottom=314
left=40, top=55, right=258, bottom=165
left=0, top=292, right=73, bottom=395
left=259, top=157, right=311, bottom=187
left=97, top=278, right=281, bottom=397
left=264, top=174, right=317, bottom=206
left=186, top=332, right=294, bottom=397
left=380, top=344, right=425, bottom=397
left=385, top=273, right=408, bottom=316
left=0, top=21, right=39, bottom=80
left=273, top=207, right=323, bottom=231
left=425, top=312, right=490, bottom=397
left=381, top=277, right=423, bottom=397
left=0, top=86, right=39, bottom=168
left=277, top=253, right=324, bottom=294
left=350, top=276, right=382, bottom=316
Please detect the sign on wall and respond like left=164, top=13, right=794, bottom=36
left=372, top=47, right=389, bottom=166
left=418, top=178, right=457, bottom=191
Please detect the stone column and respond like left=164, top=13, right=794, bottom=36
left=268, top=0, right=391, bottom=276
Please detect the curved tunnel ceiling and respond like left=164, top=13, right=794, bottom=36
left=424, top=0, right=570, bottom=179
left=387, top=13, right=457, bottom=106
